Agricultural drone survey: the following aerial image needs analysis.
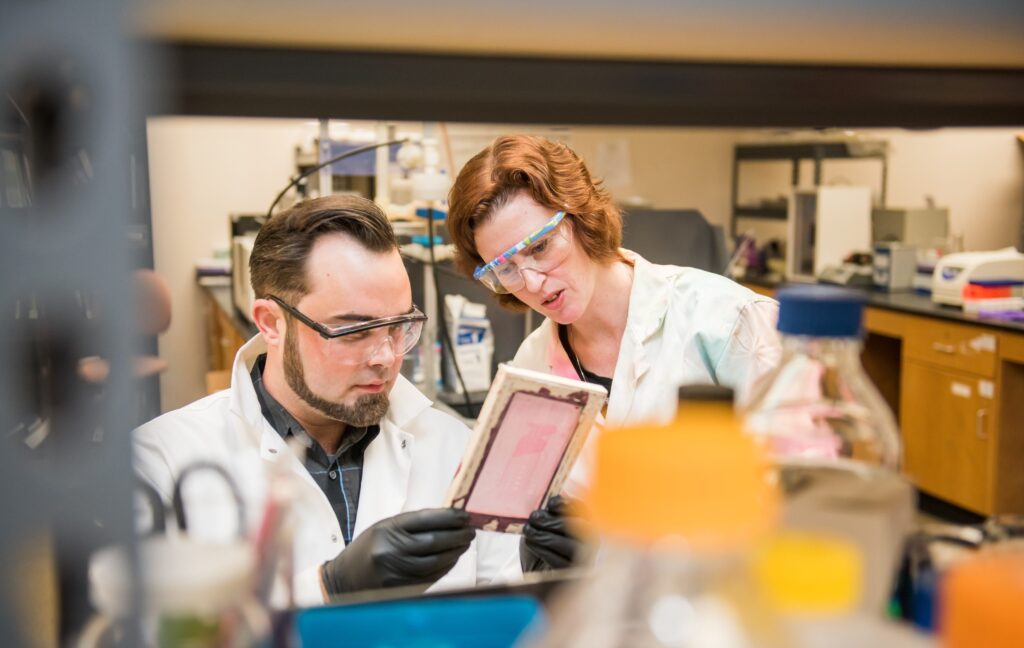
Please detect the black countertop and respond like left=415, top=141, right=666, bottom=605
left=742, top=278, right=1024, bottom=335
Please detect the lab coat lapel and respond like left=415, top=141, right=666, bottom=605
left=228, top=336, right=325, bottom=505
left=227, top=335, right=269, bottom=442
left=607, top=254, right=671, bottom=425
left=351, top=376, right=423, bottom=537
left=352, top=420, right=412, bottom=537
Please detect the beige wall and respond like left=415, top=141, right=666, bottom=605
left=570, top=127, right=1024, bottom=253
left=571, top=127, right=743, bottom=226
left=731, top=128, right=1024, bottom=251
left=147, top=117, right=311, bottom=411
left=870, top=128, right=1023, bottom=251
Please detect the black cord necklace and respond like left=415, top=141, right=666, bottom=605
left=567, top=336, right=589, bottom=384
left=559, top=324, right=612, bottom=415
left=558, top=324, right=587, bottom=383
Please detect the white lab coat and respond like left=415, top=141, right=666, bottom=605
left=134, top=336, right=521, bottom=608
left=512, top=252, right=781, bottom=496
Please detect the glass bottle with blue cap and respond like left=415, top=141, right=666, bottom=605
left=742, top=285, right=915, bottom=615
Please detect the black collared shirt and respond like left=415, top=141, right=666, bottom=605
left=250, top=354, right=379, bottom=544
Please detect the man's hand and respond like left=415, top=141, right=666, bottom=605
left=320, top=508, right=474, bottom=596
left=520, top=495, right=584, bottom=572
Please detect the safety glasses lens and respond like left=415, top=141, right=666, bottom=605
left=478, top=270, right=512, bottom=294
left=397, top=319, right=423, bottom=355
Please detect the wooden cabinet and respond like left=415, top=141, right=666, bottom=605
left=899, top=314, right=999, bottom=512
left=201, top=284, right=251, bottom=393
left=893, top=314, right=1024, bottom=515
left=207, top=295, right=247, bottom=371
left=901, top=360, right=994, bottom=512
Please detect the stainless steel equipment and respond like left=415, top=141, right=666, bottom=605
left=873, top=206, right=949, bottom=249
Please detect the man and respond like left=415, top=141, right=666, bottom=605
left=135, top=195, right=572, bottom=607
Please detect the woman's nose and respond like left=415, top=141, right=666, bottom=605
left=521, top=267, right=545, bottom=293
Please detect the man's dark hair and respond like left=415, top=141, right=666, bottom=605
left=249, top=195, right=397, bottom=302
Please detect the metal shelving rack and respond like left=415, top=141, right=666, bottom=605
left=730, top=140, right=889, bottom=239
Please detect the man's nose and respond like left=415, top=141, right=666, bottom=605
left=367, top=337, right=397, bottom=367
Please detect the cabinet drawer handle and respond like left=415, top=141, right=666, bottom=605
left=931, top=342, right=956, bottom=354
left=976, top=409, right=988, bottom=440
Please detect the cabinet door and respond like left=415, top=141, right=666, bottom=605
left=214, top=304, right=247, bottom=371
left=901, top=360, right=993, bottom=513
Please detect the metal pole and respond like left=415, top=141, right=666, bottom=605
left=421, top=256, right=439, bottom=399
left=374, top=122, right=393, bottom=207
left=318, top=118, right=331, bottom=198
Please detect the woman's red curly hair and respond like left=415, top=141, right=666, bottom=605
left=447, top=135, right=624, bottom=310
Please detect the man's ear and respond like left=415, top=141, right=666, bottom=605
left=252, top=298, right=285, bottom=348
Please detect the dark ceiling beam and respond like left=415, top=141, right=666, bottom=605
left=150, top=42, right=1024, bottom=128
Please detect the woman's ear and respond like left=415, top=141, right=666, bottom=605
left=252, top=299, right=285, bottom=348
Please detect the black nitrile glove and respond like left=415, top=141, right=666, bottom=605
left=520, top=495, right=582, bottom=572
left=321, top=508, right=475, bottom=596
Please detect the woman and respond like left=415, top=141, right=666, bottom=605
left=447, top=134, right=781, bottom=494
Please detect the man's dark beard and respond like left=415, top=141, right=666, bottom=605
left=283, top=320, right=389, bottom=427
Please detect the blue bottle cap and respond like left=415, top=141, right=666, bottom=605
left=415, top=207, right=447, bottom=220
left=410, top=234, right=445, bottom=247
left=776, top=284, right=865, bottom=338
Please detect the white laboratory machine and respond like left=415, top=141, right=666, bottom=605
left=874, top=243, right=919, bottom=291
left=931, top=247, right=1024, bottom=306
left=787, top=185, right=874, bottom=282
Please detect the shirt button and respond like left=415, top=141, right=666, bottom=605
left=329, top=470, right=337, bottom=480
left=330, top=534, right=339, bottom=543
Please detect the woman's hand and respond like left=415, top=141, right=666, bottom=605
left=520, top=495, right=585, bottom=572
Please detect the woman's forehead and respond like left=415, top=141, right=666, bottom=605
left=476, top=195, right=555, bottom=260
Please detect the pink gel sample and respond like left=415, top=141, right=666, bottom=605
left=465, top=392, right=582, bottom=519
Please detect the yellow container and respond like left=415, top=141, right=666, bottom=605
left=755, top=532, right=862, bottom=616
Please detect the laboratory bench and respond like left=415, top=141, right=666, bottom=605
left=743, top=279, right=1024, bottom=517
